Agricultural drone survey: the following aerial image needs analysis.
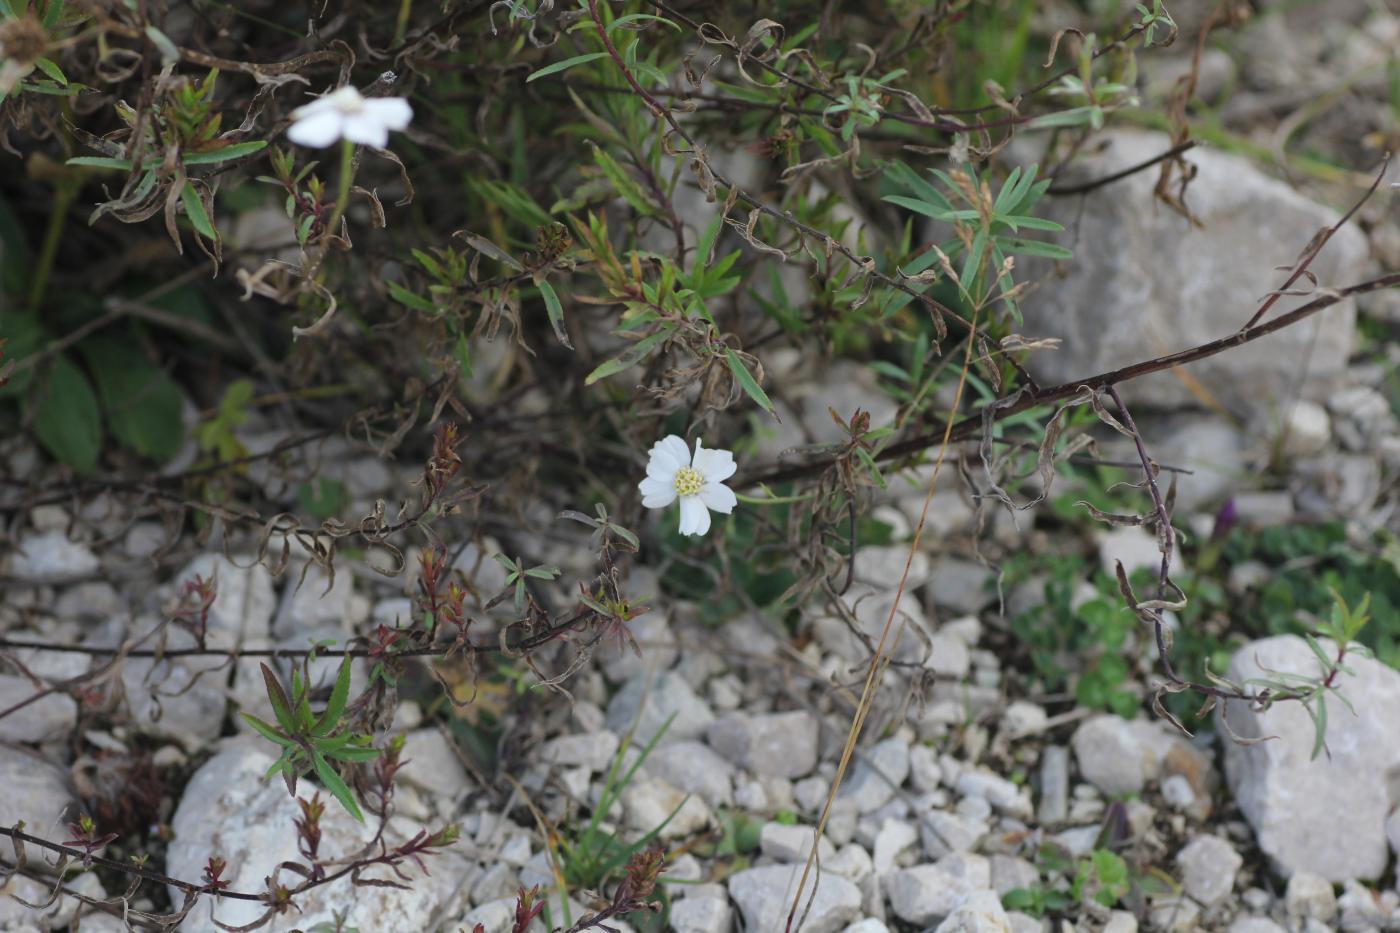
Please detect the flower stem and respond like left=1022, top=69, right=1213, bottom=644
left=323, top=139, right=354, bottom=239
left=28, top=177, right=77, bottom=312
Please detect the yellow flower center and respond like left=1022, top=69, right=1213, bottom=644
left=673, top=467, right=704, bottom=497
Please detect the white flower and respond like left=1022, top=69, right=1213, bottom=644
left=638, top=435, right=738, bottom=537
left=286, top=86, right=412, bottom=149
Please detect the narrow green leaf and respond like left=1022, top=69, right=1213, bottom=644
left=182, top=140, right=268, bottom=165
left=883, top=194, right=951, bottom=221
left=525, top=52, right=609, bottom=83
left=66, top=156, right=133, bottom=171
left=537, top=280, right=572, bottom=348
left=33, top=58, right=66, bottom=85
left=241, top=713, right=294, bottom=747
left=144, top=25, right=180, bottom=65
left=724, top=348, right=775, bottom=417
left=386, top=280, right=437, bottom=313
left=260, top=663, right=296, bottom=732
left=453, top=332, right=473, bottom=378
left=180, top=182, right=217, bottom=240
left=607, top=13, right=680, bottom=32
left=311, top=749, right=364, bottom=823
left=312, top=659, right=354, bottom=737
left=584, top=329, right=670, bottom=384
left=590, top=144, right=655, bottom=217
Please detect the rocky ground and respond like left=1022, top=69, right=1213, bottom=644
left=2, top=3, right=1400, bottom=933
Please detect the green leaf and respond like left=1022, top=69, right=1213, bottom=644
left=312, top=749, right=364, bottom=823
left=537, top=280, right=572, bottom=348
left=180, top=182, right=217, bottom=240
left=606, top=13, right=680, bottom=32
left=386, top=280, right=437, bottom=313
left=883, top=194, right=952, bottom=221
left=66, top=156, right=134, bottom=171
left=183, top=140, right=268, bottom=165
left=0, top=193, right=32, bottom=303
left=144, top=25, right=180, bottom=65
left=260, top=663, right=296, bottom=732
left=724, top=348, right=775, bottom=417
left=241, top=712, right=294, bottom=747
left=585, top=329, right=671, bottom=384
left=40, top=0, right=63, bottom=28
left=296, top=477, right=348, bottom=520
left=525, top=52, right=610, bottom=83
left=453, top=332, right=473, bottom=378
left=33, top=355, right=102, bottom=474
left=80, top=336, right=185, bottom=462
left=694, top=214, right=724, bottom=270
left=589, top=144, right=655, bottom=217
left=312, top=658, right=355, bottom=737
left=33, top=58, right=66, bottom=86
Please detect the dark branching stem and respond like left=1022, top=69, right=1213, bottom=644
left=1240, top=151, right=1391, bottom=330
left=1, top=827, right=262, bottom=901
left=1047, top=140, right=1199, bottom=196
left=738, top=270, right=1400, bottom=490
left=585, top=0, right=974, bottom=339
left=0, top=607, right=592, bottom=661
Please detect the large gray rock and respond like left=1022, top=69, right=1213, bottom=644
left=1176, top=835, right=1242, bottom=907
left=0, top=747, right=76, bottom=844
left=605, top=670, right=715, bottom=746
left=5, top=530, right=99, bottom=582
left=166, top=741, right=470, bottom=933
left=934, top=889, right=1012, bottom=933
left=727, top=864, right=861, bottom=933
left=838, top=737, right=911, bottom=814
left=1020, top=130, right=1367, bottom=414
left=1220, top=635, right=1400, bottom=880
left=0, top=674, right=77, bottom=743
left=645, top=740, right=735, bottom=808
left=887, top=855, right=992, bottom=926
left=707, top=710, right=819, bottom=779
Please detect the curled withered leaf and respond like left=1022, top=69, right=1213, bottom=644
left=351, top=186, right=386, bottom=228
left=1042, top=27, right=1087, bottom=70
left=1079, top=501, right=1147, bottom=527
left=367, top=145, right=415, bottom=206
left=1151, top=688, right=1192, bottom=737
left=1082, top=386, right=1135, bottom=437
left=1000, top=333, right=1062, bottom=352
left=455, top=231, right=522, bottom=270
left=726, top=208, right=787, bottom=259
left=1217, top=699, right=1277, bottom=746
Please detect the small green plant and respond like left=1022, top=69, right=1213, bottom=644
left=553, top=715, right=683, bottom=898
left=1003, top=844, right=1134, bottom=918
left=240, top=657, right=381, bottom=823
left=1241, top=590, right=1374, bottom=759
left=492, top=554, right=563, bottom=611
left=1006, top=553, right=1139, bottom=718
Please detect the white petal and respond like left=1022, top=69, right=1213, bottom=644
left=639, top=475, right=677, bottom=508
left=646, top=454, right=680, bottom=481
left=699, top=482, right=736, bottom=514
left=678, top=496, right=710, bottom=536
left=289, top=94, right=338, bottom=121
left=286, top=111, right=344, bottom=148
left=654, top=435, right=693, bottom=470
left=692, top=445, right=737, bottom=483
left=341, top=114, right=390, bottom=148
left=364, top=97, right=413, bottom=131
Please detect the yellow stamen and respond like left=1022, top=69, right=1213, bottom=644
left=673, top=466, right=704, bottom=497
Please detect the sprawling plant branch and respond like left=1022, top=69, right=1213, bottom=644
left=739, top=270, right=1400, bottom=489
